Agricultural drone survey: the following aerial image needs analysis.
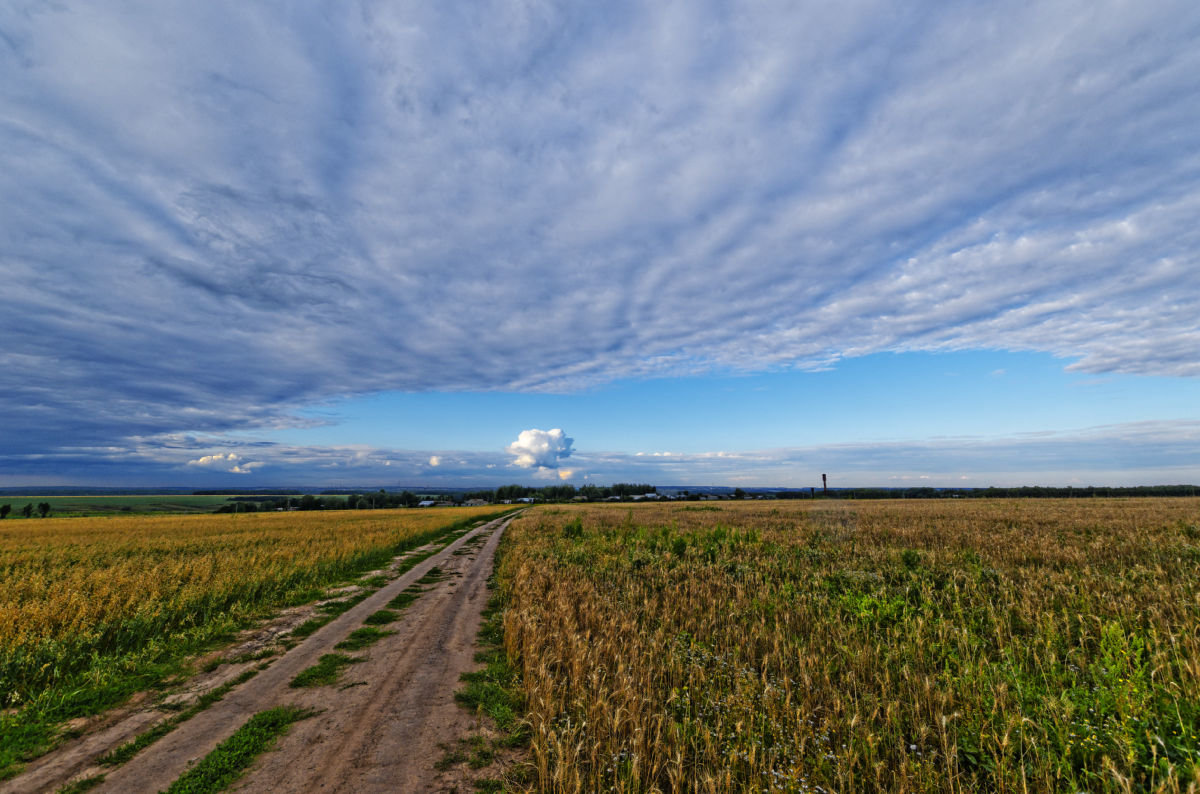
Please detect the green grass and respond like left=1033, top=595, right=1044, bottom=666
left=99, top=669, right=259, bottom=767
left=386, top=587, right=426, bottom=610
left=56, top=774, right=105, bottom=793
left=0, top=624, right=242, bottom=781
left=334, top=627, right=393, bottom=651
left=160, top=705, right=318, bottom=794
left=288, top=616, right=332, bottom=640
left=363, top=609, right=401, bottom=625
left=317, top=592, right=371, bottom=616
left=440, top=573, right=532, bottom=790
left=289, top=654, right=362, bottom=688
left=416, top=566, right=449, bottom=585
left=455, top=592, right=526, bottom=740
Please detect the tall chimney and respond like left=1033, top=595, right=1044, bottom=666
left=822, top=473, right=827, bottom=494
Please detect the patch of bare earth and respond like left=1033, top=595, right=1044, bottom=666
left=1, top=525, right=505, bottom=794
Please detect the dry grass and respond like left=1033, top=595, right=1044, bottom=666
left=499, top=499, right=1200, bottom=792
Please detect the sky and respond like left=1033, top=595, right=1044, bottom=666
left=1, top=1, right=1198, bottom=489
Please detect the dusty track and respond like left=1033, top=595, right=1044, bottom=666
left=9, top=513, right=512, bottom=794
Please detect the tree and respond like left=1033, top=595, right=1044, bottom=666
left=0, top=504, right=9, bottom=519
left=22, top=503, right=33, bottom=518
left=38, top=502, right=51, bottom=518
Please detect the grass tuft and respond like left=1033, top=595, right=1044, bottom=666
left=288, top=654, right=362, bottom=688
left=334, top=627, right=393, bottom=651
left=363, top=609, right=401, bottom=626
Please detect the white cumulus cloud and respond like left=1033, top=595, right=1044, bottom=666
left=428, top=455, right=441, bottom=467
left=186, top=452, right=260, bottom=474
left=507, top=428, right=574, bottom=469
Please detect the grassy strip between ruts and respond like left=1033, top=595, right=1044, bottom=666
left=160, top=705, right=318, bottom=794
left=98, top=668, right=262, bottom=768
left=0, top=508, right=512, bottom=781
left=286, top=523, right=495, bottom=642
left=289, top=654, right=363, bottom=688
left=334, top=627, right=394, bottom=651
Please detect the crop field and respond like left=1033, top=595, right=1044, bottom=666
left=0, top=505, right=507, bottom=778
left=498, top=499, right=1200, bottom=792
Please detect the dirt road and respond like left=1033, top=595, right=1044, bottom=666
left=9, top=513, right=512, bottom=794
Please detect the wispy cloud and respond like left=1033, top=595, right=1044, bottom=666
left=1, top=2, right=1198, bottom=466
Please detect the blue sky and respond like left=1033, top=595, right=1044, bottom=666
left=1, top=1, right=1198, bottom=488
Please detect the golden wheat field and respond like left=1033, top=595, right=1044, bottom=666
left=0, top=507, right=501, bottom=702
left=0, top=505, right=507, bottom=779
left=498, top=499, right=1200, bottom=793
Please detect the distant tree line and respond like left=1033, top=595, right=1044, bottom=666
left=489, top=483, right=656, bottom=502
left=214, top=489, right=425, bottom=512
left=193, top=489, right=304, bottom=496
left=0, top=502, right=51, bottom=518
left=209, top=483, right=659, bottom=513
left=773, top=485, right=1200, bottom=499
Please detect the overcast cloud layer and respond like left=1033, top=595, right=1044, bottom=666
left=2, top=1, right=1199, bottom=478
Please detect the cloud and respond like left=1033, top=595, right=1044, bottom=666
left=186, top=452, right=260, bottom=474
left=506, top=429, right=574, bottom=469
left=0, top=2, right=1198, bottom=461
left=428, top=455, right=441, bottom=467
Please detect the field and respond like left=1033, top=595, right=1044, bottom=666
left=0, top=505, right=507, bottom=778
left=497, top=499, right=1200, bottom=792
left=0, top=494, right=280, bottom=516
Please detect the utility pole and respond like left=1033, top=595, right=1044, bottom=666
left=822, top=473, right=827, bottom=495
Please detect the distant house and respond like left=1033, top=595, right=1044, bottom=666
left=417, top=500, right=436, bottom=507
left=517, top=497, right=535, bottom=503
left=464, top=499, right=488, bottom=506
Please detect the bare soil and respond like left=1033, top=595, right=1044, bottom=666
left=5, top=515, right=513, bottom=794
